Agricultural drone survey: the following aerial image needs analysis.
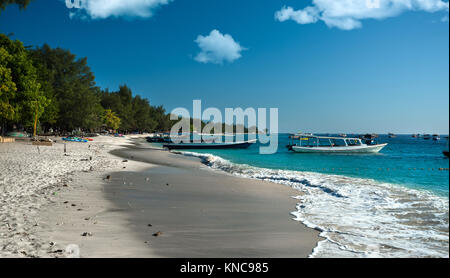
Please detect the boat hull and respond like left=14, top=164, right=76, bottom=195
left=163, top=140, right=256, bottom=150
left=291, top=143, right=388, bottom=153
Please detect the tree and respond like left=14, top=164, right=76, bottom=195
left=0, top=47, right=17, bottom=125
left=0, top=34, right=48, bottom=135
left=0, top=0, right=33, bottom=12
left=103, top=109, right=121, bottom=131
left=29, top=46, right=59, bottom=128
left=30, top=44, right=103, bottom=131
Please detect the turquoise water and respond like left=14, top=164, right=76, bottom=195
left=150, top=134, right=449, bottom=257
left=182, top=134, right=450, bottom=197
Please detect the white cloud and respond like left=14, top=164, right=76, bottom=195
left=194, top=30, right=245, bottom=64
left=66, top=0, right=171, bottom=19
left=275, top=0, right=449, bottom=30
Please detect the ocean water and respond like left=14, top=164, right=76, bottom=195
left=151, top=134, right=449, bottom=257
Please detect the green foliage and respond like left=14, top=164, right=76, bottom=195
left=0, top=47, right=17, bottom=121
left=103, top=109, right=121, bottom=131
left=29, top=44, right=103, bottom=131
left=1, top=35, right=173, bottom=134
left=0, top=34, right=48, bottom=129
left=0, top=0, right=33, bottom=12
left=100, top=85, right=171, bottom=133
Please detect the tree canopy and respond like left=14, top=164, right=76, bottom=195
left=1, top=34, right=174, bottom=135
left=0, top=0, right=33, bottom=12
left=0, top=34, right=48, bottom=135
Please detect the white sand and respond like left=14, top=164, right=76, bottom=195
left=1, top=135, right=319, bottom=258
left=0, top=135, right=148, bottom=257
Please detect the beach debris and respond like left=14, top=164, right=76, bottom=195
left=49, top=242, right=55, bottom=246
left=81, top=232, right=93, bottom=237
left=147, top=224, right=152, bottom=227
left=105, top=175, right=111, bottom=181
left=80, top=158, right=89, bottom=161
left=89, top=156, right=92, bottom=160
left=145, top=177, right=150, bottom=182
left=152, top=231, right=162, bottom=237
left=166, top=183, right=169, bottom=186
left=63, top=183, right=68, bottom=187
left=90, top=166, right=94, bottom=171
left=64, top=201, right=69, bottom=204
left=77, top=208, right=83, bottom=211
left=122, top=160, right=128, bottom=163
left=71, top=204, right=76, bottom=207
left=84, top=217, right=90, bottom=221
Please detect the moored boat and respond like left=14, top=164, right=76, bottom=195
left=423, top=134, right=431, bottom=140
left=432, top=134, right=440, bottom=141
left=288, top=134, right=387, bottom=153
left=163, top=139, right=257, bottom=150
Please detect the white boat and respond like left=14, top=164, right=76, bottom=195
left=288, top=134, right=387, bottom=153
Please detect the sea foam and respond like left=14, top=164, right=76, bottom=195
left=178, top=151, right=449, bottom=258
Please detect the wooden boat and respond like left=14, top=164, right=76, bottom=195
left=163, top=139, right=257, bottom=150
left=288, top=134, right=387, bottom=153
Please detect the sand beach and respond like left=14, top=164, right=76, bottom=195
left=0, top=136, right=319, bottom=258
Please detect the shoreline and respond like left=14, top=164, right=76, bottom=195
left=1, top=136, right=320, bottom=257
left=107, top=142, right=320, bottom=258
left=179, top=145, right=448, bottom=258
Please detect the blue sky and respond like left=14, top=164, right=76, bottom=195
left=1, top=0, right=449, bottom=134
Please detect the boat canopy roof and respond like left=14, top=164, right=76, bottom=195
left=289, top=134, right=361, bottom=140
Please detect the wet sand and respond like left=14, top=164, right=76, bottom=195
left=32, top=139, right=319, bottom=258
left=105, top=146, right=320, bottom=257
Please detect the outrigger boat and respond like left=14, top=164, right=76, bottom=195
left=163, top=139, right=257, bottom=150
left=287, top=134, right=387, bottom=153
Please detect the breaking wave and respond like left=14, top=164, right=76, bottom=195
left=178, top=151, right=449, bottom=258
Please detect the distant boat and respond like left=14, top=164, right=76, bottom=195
left=432, top=134, right=440, bottom=141
left=339, top=133, right=347, bottom=138
left=288, top=134, right=387, bottom=153
left=388, top=133, right=396, bottom=138
left=412, top=134, right=419, bottom=138
left=163, top=139, right=257, bottom=150
left=423, top=134, right=431, bottom=140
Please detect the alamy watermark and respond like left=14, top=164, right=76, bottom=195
left=170, top=100, right=279, bottom=154
left=65, top=0, right=85, bottom=9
